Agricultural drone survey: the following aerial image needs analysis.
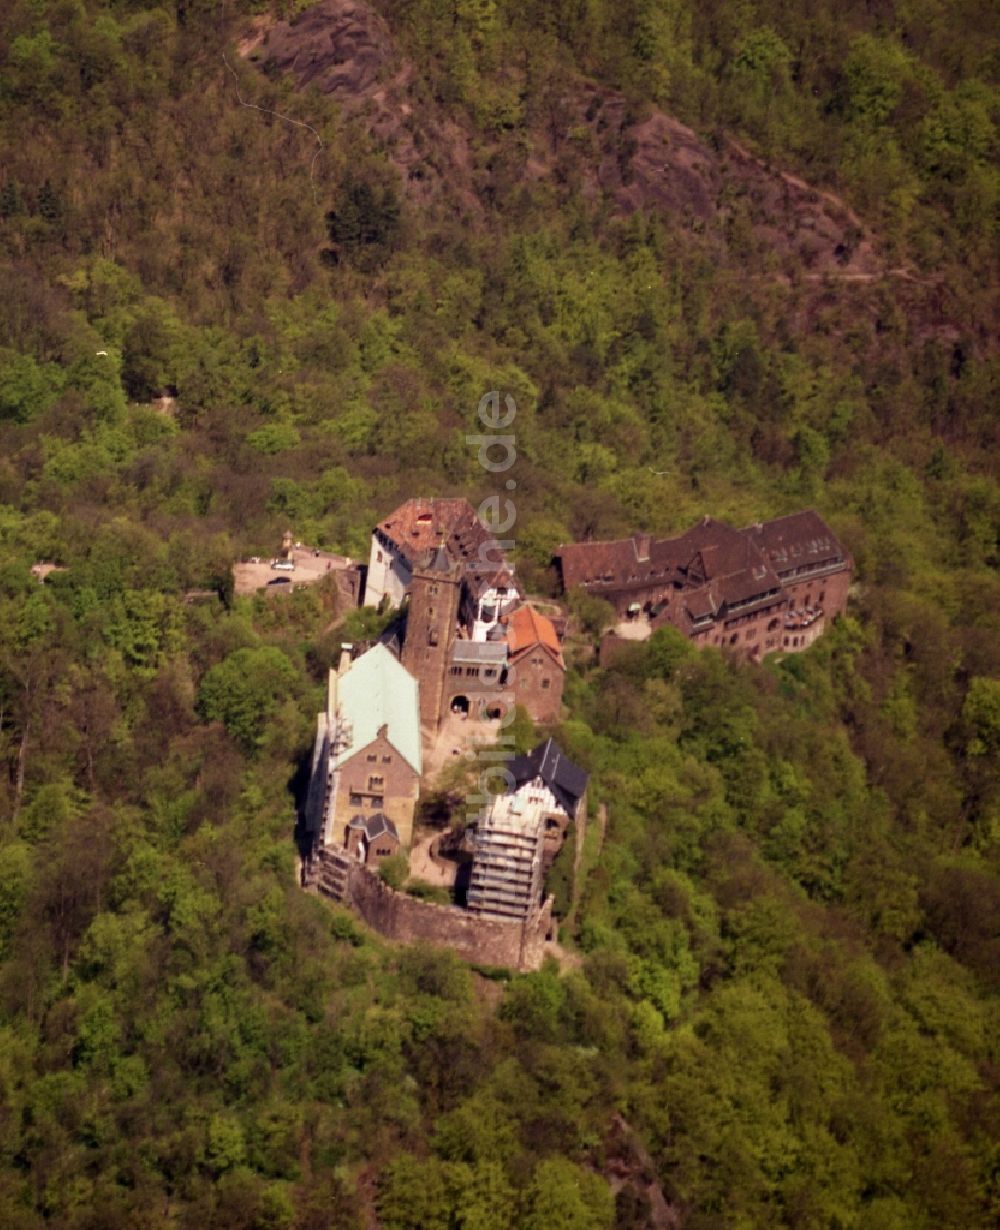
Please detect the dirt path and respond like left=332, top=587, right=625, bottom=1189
left=568, top=803, right=606, bottom=926
left=422, top=711, right=501, bottom=785
left=407, top=833, right=455, bottom=888
left=543, top=939, right=583, bottom=971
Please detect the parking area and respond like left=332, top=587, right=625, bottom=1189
left=234, top=546, right=358, bottom=596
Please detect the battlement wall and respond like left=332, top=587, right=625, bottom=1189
left=313, top=849, right=552, bottom=971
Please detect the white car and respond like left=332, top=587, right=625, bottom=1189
left=271, top=560, right=295, bottom=571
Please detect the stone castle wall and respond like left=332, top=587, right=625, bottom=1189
left=510, top=650, right=564, bottom=724
left=314, top=849, right=553, bottom=971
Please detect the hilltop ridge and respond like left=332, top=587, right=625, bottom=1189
left=239, top=0, right=972, bottom=352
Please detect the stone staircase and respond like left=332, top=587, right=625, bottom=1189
left=315, top=847, right=352, bottom=902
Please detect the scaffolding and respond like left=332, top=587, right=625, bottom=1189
left=467, top=793, right=546, bottom=921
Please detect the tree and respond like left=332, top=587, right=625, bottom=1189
left=961, top=677, right=1000, bottom=758
left=121, top=299, right=182, bottom=401
left=376, top=1154, right=450, bottom=1230
left=324, top=175, right=401, bottom=270
left=379, top=852, right=409, bottom=890
left=197, top=647, right=299, bottom=753
left=520, top=1158, right=613, bottom=1230
left=0, top=349, right=60, bottom=423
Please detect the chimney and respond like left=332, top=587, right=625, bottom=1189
left=339, top=643, right=353, bottom=675
left=634, top=532, right=652, bottom=562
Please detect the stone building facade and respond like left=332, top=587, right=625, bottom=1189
left=400, top=546, right=464, bottom=729
left=332, top=726, right=418, bottom=850
left=403, top=568, right=566, bottom=730
left=345, top=813, right=401, bottom=866
left=304, top=645, right=422, bottom=858
left=504, top=738, right=588, bottom=870
left=443, top=639, right=509, bottom=722
left=506, top=606, right=565, bottom=724
left=556, top=509, right=851, bottom=660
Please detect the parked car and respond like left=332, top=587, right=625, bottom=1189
left=271, top=560, right=295, bottom=571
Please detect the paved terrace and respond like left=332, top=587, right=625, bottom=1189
left=234, top=546, right=358, bottom=596
left=422, top=710, right=502, bottom=784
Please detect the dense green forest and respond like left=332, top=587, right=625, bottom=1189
left=0, top=1, right=998, bottom=1226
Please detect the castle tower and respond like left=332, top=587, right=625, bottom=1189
left=401, top=544, right=462, bottom=730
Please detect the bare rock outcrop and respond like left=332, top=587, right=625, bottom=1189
left=239, top=1, right=969, bottom=346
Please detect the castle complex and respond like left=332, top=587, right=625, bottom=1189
left=301, top=498, right=850, bottom=969
left=303, top=498, right=575, bottom=969
left=556, top=509, right=851, bottom=660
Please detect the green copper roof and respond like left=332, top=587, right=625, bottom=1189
left=332, top=644, right=422, bottom=775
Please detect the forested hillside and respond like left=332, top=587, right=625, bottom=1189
left=0, top=2, right=997, bottom=1227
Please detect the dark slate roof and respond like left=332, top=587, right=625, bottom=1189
left=348, top=812, right=400, bottom=842
left=556, top=511, right=844, bottom=623
left=450, top=640, right=508, bottom=665
left=507, top=738, right=588, bottom=812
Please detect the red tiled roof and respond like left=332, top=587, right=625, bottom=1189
left=507, top=604, right=561, bottom=657
left=684, top=587, right=718, bottom=620
left=377, top=498, right=474, bottom=558
left=557, top=532, right=681, bottom=592
left=377, top=497, right=516, bottom=595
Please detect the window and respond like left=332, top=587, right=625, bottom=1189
left=746, top=627, right=757, bottom=640
left=730, top=633, right=738, bottom=644
left=428, top=628, right=439, bottom=646
left=783, top=636, right=789, bottom=647
left=349, top=792, right=362, bottom=805
left=484, top=668, right=497, bottom=679
left=429, top=584, right=438, bottom=596
left=366, top=753, right=377, bottom=762
left=465, top=666, right=480, bottom=678
left=370, top=795, right=384, bottom=808
left=542, top=678, right=550, bottom=689
left=368, top=775, right=384, bottom=790
left=382, top=755, right=392, bottom=764
left=819, top=591, right=825, bottom=603
left=377, top=550, right=383, bottom=563
left=450, top=665, right=462, bottom=676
